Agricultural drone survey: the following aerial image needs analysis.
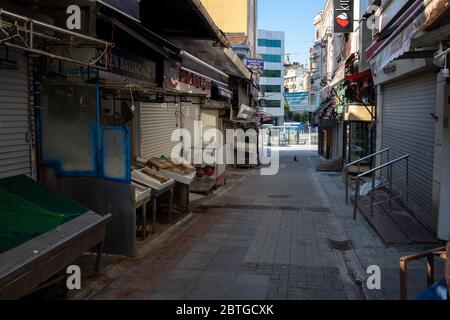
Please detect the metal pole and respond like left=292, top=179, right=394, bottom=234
left=345, top=167, right=349, bottom=205
left=353, top=177, right=360, bottom=221
left=371, top=172, right=375, bottom=216
left=388, top=164, right=393, bottom=214
left=406, top=157, right=410, bottom=209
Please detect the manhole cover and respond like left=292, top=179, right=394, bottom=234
left=268, top=195, right=292, bottom=199
left=328, top=239, right=355, bottom=251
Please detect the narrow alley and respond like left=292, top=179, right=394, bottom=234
left=88, top=147, right=442, bottom=301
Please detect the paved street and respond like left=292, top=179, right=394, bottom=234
left=92, top=146, right=444, bottom=300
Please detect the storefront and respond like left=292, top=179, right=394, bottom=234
left=366, top=0, right=450, bottom=233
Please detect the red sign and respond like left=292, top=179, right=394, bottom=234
left=178, top=67, right=212, bottom=91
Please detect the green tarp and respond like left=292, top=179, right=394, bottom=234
left=0, top=175, right=88, bottom=254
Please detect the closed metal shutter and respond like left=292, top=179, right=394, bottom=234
left=201, top=109, right=218, bottom=131
left=381, top=72, right=436, bottom=228
left=140, top=103, right=180, bottom=159
left=182, top=103, right=201, bottom=148
left=0, top=48, right=31, bottom=179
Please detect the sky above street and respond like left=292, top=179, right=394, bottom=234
left=258, top=0, right=326, bottom=65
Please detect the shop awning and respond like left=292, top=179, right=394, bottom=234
left=314, top=98, right=333, bottom=115
left=346, top=69, right=372, bottom=83
left=212, top=80, right=233, bottom=100
left=257, top=109, right=273, bottom=124
left=368, top=0, right=449, bottom=75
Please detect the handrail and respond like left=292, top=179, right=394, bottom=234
left=353, top=154, right=410, bottom=221
left=358, top=155, right=410, bottom=178
left=345, top=148, right=391, bottom=205
left=346, top=148, right=390, bottom=168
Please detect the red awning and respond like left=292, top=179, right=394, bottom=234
left=365, top=39, right=386, bottom=61
left=345, top=69, right=372, bottom=82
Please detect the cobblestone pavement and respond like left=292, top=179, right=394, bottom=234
left=92, top=146, right=444, bottom=300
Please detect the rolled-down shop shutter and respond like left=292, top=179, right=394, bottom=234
left=182, top=103, right=201, bottom=148
left=381, top=72, right=436, bottom=228
left=140, top=103, right=180, bottom=159
left=0, top=48, right=32, bottom=179
left=201, top=109, right=219, bottom=132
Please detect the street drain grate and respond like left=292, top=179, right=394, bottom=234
left=328, top=239, right=356, bottom=251
left=275, top=206, right=301, bottom=212
left=304, top=207, right=331, bottom=213
left=268, top=195, right=292, bottom=199
left=195, top=204, right=302, bottom=212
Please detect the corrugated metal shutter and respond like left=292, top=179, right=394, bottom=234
left=0, top=48, right=31, bottom=179
left=201, top=109, right=218, bottom=131
left=182, top=103, right=201, bottom=147
left=381, top=72, right=436, bottom=228
left=140, top=103, right=180, bottom=159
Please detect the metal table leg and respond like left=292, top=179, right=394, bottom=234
left=142, top=200, right=147, bottom=240
left=152, top=196, right=157, bottom=234
left=169, top=186, right=174, bottom=222
left=93, top=241, right=104, bottom=277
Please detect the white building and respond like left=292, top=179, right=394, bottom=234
left=284, top=62, right=310, bottom=93
left=257, top=29, right=285, bottom=125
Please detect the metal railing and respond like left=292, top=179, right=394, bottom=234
left=345, top=148, right=391, bottom=205
left=353, top=155, right=410, bottom=221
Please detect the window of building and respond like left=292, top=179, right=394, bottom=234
left=261, top=85, right=282, bottom=93
left=265, top=100, right=281, bottom=108
left=262, top=70, right=281, bottom=78
left=260, top=54, right=282, bottom=63
left=258, top=39, right=282, bottom=48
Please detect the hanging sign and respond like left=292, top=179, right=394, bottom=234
left=246, top=58, right=264, bottom=73
left=334, top=0, right=354, bottom=33
left=284, top=92, right=309, bottom=113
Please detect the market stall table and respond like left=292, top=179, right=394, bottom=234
left=132, top=182, right=152, bottom=239
left=132, top=168, right=175, bottom=236
left=146, top=158, right=196, bottom=213
left=0, top=175, right=111, bottom=299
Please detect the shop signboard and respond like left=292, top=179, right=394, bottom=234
left=284, top=92, right=309, bottom=113
left=97, top=0, right=141, bottom=22
left=97, top=48, right=156, bottom=84
left=164, top=59, right=212, bottom=97
left=333, top=0, right=354, bottom=33
left=246, top=58, right=264, bottom=73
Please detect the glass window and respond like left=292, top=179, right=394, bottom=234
left=258, top=39, right=282, bottom=48
left=260, top=54, right=282, bottom=63
left=262, top=70, right=281, bottom=78
left=261, top=85, right=282, bottom=93
left=265, top=100, right=281, bottom=108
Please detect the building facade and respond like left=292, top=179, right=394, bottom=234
left=364, top=0, right=450, bottom=238
left=284, top=62, right=310, bottom=93
left=201, top=0, right=258, bottom=59
left=258, top=29, right=285, bottom=125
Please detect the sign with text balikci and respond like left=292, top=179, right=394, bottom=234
left=334, top=0, right=354, bottom=33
